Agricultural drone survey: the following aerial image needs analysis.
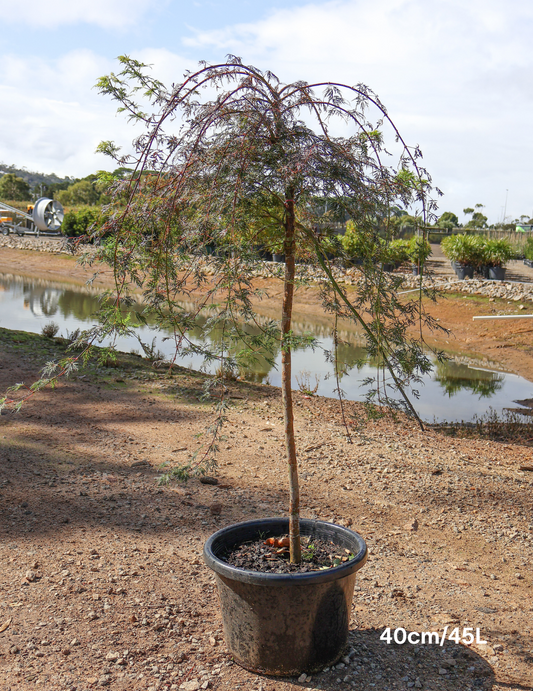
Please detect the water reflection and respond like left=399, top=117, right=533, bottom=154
left=434, top=361, right=505, bottom=398
left=1, top=272, right=532, bottom=422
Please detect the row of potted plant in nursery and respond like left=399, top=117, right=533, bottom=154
left=441, top=234, right=515, bottom=281
left=341, top=221, right=432, bottom=273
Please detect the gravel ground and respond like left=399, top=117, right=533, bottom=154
left=0, top=328, right=532, bottom=691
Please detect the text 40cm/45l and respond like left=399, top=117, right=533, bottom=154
left=380, top=627, right=487, bottom=646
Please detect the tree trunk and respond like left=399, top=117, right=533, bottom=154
left=281, top=191, right=301, bottom=563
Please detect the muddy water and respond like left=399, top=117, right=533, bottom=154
left=1, top=271, right=532, bottom=423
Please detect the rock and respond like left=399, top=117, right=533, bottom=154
left=200, top=476, right=218, bottom=485
left=438, top=668, right=448, bottom=675
left=180, top=681, right=200, bottom=691
left=403, top=518, right=419, bottom=532
left=298, top=673, right=307, bottom=683
left=25, top=570, right=37, bottom=582
left=414, top=679, right=422, bottom=688
left=71, top=638, right=80, bottom=646
left=9, top=646, right=20, bottom=654
left=62, top=648, right=71, bottom=656
left=105, top=651, right=120, bottom=661
left=129, top=613, right=138, bottom=623
left=87, top=611, right=98, bottom=621
left=493, top=644, right=504, bottom=651
left=209, top=503, right=223, bottom=516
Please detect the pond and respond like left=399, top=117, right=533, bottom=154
left=1, top=271, right=532, bottom=423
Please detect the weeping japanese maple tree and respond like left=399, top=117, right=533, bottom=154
left=95, top=56, right=441, bottom=563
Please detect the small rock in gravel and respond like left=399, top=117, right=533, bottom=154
left=87, top=611, right=98, bottom=621
left=25, top=570, right=37, bottom=582
left=209, top=503, right=223, bottom=515
left=298, top=673, right=306, bottom=682
left=9, top=646, right=20, bottom=654
left=200, top=476, right=218, bottom=485
left=71, top=638, right=80, bottom=646
left=438, top=667, right=448, bottom=675
left=180, top=681, right=201, bottom=691
left=62, top=648, right=71, bottom=656
left=403, top=518, right=419, bottom=531
left=106, top=651, right=120, bottom=661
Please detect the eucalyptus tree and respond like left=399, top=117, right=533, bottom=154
left=95, top=56, right=443, bottom=563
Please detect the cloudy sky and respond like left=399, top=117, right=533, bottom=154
left=1, top=0, right=531, bottom=223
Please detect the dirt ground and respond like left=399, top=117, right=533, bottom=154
left=0, top=245, right=532, bottom=691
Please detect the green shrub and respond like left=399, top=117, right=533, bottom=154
left=523, top=237, right=533, bottom=261
left=407, top=236, right=432, bottom=265
left=482, top=239, right=514, bottom=268
left=61, top=206, right=101, bottom=237
left=441, top=234, right=485, bottom=268
left=386, top=238, right=410, bottom=264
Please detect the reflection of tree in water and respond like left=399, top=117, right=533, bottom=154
left=18, top=283, right=101, bottom=320
left=435, top=360, right=504, bottom=398
left=22, top=286, right=61, bottom=317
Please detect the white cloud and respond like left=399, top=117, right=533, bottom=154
left=0, top=49, right=194, bottom=177
left=2, top=0, right=158, bottom=29
left=182, top=0, right=533, bottom=220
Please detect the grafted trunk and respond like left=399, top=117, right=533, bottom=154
left=281, top=191, right=301, bottom=563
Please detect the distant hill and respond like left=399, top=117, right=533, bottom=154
left=0, top=163, right=77, bottom=192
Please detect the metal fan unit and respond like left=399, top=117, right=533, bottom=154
left=0, top=197, right=64, bottom=236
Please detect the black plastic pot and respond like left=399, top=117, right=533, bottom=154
left=203, top=518, right=367, bottom=676
left=456, top=264, right=474, bottom=280
left=272, top=253, right=285, bottom=263
left=378, top=262, right=395, bottom=272
left=489, top=266, right=506, bottom=281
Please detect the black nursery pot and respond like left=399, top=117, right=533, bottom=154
left=203, top=517, right=367, bottom=676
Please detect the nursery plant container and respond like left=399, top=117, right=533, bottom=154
left=378, top=262, right=396, bottom=272
left=203, top=517, right=367, bottom=676
left=489, top=266, right=506, bottom=281
left=272, top=253, right=285, bottom=263
left=456, top=265, right=474, bottom=280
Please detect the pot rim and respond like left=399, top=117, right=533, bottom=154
left=203, top=517, right=367, bottom=586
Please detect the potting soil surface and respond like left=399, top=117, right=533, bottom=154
left=223, top=535, right=354, bottom=573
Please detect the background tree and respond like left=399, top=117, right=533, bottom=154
left=95, top=56, right=442, bottom=563
left=56, top=177, right=102, bottom=206
left=0, top=173, right=31, bottom=201
left=436, top=211, right=459, bottom=230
